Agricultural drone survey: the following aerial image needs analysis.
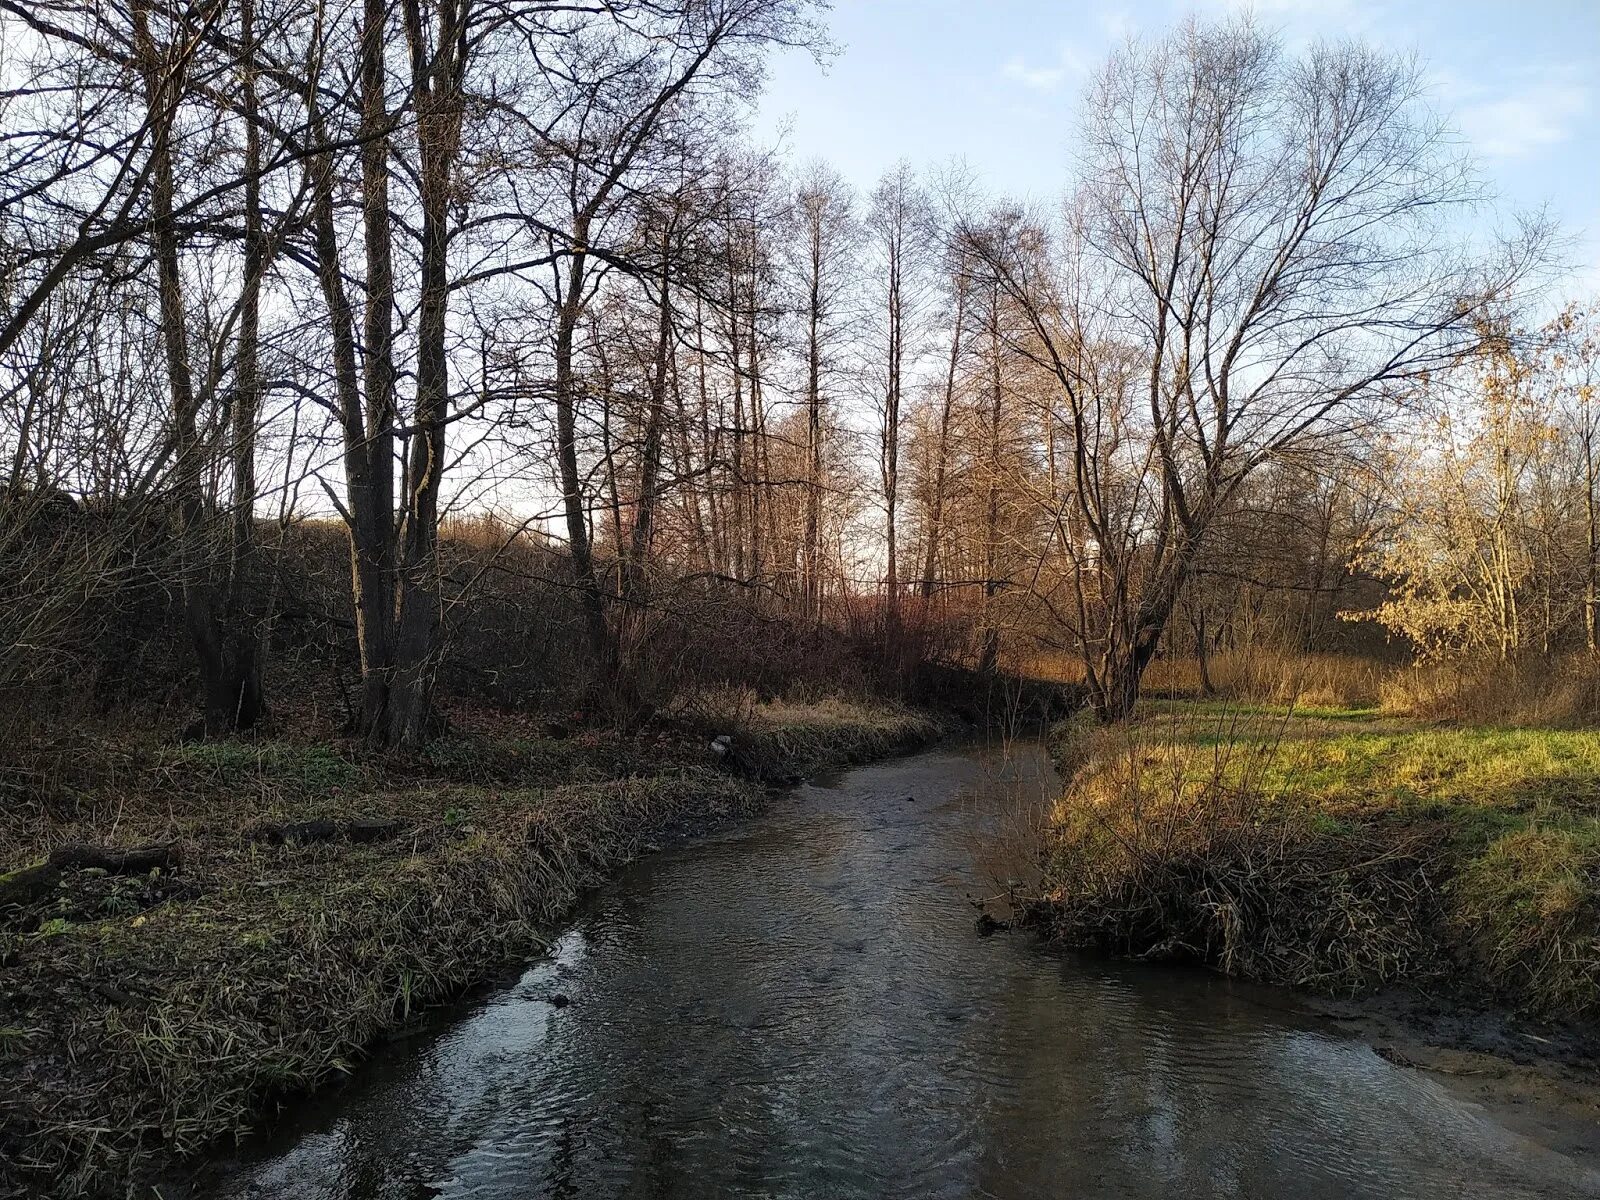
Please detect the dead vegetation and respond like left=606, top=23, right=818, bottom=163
left=717, top=696, right=948, bottom=781
left=1030, top=690, right=1600, bottom=1022
left=1378, top=654, right=1600, bottom=728
left=0, top=695, right=944, bottom=1199
left=1141, top=649, right=1389, bottom=711
left=1034, top=800, right=1450, bottom=994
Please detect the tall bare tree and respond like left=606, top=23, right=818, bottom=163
left=789, top=161, right=856, bottom=615
left=964, top=17, right=1541, bottom=718
left=866, top=162, right=930, bottom=611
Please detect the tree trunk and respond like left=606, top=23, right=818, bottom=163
left=553, top=228, right=614, bottom=674
left=219, top=0, right=269, bottom=732
left=883, top=235, right=901, bottom=611
left=921, top=277, right=964, bottom=601
left=385, top=0, right=466, bottom=748
left=355, top=0, right=399, bottom=737
left=133, top=0, right=237, bottom=735
left=802, top=226, right=823, bottom=616
left=978, top=282, right=1002, bottom=675
left=625, top=224, right=675, bottom=604
left=724, top=209, right=748, bottom=583
left=748, top=293, right=771, bottom=589
left=1093, top=560, right=1190, bottom=722
left=305, top=93, right=378, bottom=733
left=1192, top=602, right=1215, bottom=696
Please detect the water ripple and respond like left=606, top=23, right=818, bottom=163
left=199, top=745, right=1600, bottom=1200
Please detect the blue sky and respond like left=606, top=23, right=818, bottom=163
left=754, top=0, right=1600, bottom=292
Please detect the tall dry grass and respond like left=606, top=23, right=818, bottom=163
left=1379, top=654, right=1600, bottom=727
left=1140, top=646, right=1600, bottom=727
left=1143, top=648, right=1386, bottom=709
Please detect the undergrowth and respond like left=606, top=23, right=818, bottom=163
left=0, top=693, right=945, bottom=1198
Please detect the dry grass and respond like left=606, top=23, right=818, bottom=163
left=1380, top=654, right=1600, bottom=727
left=0, top=693, right=943, bottom=1199
left=1015, top=646, right=1389, bottom=712
left=1142, top=649, right=1387, bottom=710
left=1033, top=698, right=1600, bottom=1020
left=1, top=774, right=753, bottom=1197
left=661, top=689, right=947, bottom=782
left=735, top=697, right=946, bottom=780
left=1135, top=646, right=1600, bottom=728
left=1034, top=708, right=1447, bottom=993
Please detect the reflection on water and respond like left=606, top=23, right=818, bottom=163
left=200, top=744, right=1600, bottom=1199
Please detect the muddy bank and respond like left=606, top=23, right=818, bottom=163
left=0, top=700, right=945, bottom=1199
left=1309, top=990, right=1600, bottom=1167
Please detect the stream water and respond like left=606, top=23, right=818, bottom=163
left=200, top=742, right=1599, bottom=1199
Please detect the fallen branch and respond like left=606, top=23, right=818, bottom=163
left=0, top=842, right=182, bottom=908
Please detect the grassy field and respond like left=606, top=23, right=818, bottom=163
left=0, top=698, right=943, bottom=1199
left=1036, top=698, right=1600, bottom=1020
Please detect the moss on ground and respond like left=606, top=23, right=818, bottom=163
left=1035, top=700, right=1600, bottom=1022
left=0, top=697, right=942, bottom=1199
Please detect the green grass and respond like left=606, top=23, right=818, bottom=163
left=1040, top=698, right=1600, bottom=1019
left=1120, top=700, right=1600, bottom=823
left=164, top=741, right=365, bottom=792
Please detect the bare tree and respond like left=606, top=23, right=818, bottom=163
left=865, top=161, right=930, bottom=611
left=964, top=17, right=1541, bottom=718
left=788, top=161, right=857, bottom=615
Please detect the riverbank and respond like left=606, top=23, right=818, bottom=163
left=0, top=697, right=945, bottom=1199
left=1029, top=699, right=1600, bottom=1033
left=177, top=737, right=1600, bottom=1199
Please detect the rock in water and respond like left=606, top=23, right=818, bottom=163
left=975, top=912, right=1008, bottom=938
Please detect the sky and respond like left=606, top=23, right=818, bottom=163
left=753, top=0, right=1600, bottom=294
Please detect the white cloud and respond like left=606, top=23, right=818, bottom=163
left=1456, top=81, right=1590, bottom=161
left=1001, top=42, right=1092, bottom=93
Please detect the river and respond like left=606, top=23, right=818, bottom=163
left=195, top=742, right=1600, bottom=1199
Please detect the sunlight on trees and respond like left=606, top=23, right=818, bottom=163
left=0, top=6, right=1584, bottom=740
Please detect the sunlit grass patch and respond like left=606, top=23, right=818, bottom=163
left=1036, top=699, right=1600, bottom=1020
left=734, top=697, right=945, bottom=780
left=1096, top=702, right=1600, bottom=824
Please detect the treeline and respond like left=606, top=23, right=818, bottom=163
left=0, top=5, right=1584, bottom=746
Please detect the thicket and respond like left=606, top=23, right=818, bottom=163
left=0, top=506, right=960, bottom=746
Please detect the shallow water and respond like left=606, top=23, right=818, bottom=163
left=201, top=743, right=1600, bottom=1199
